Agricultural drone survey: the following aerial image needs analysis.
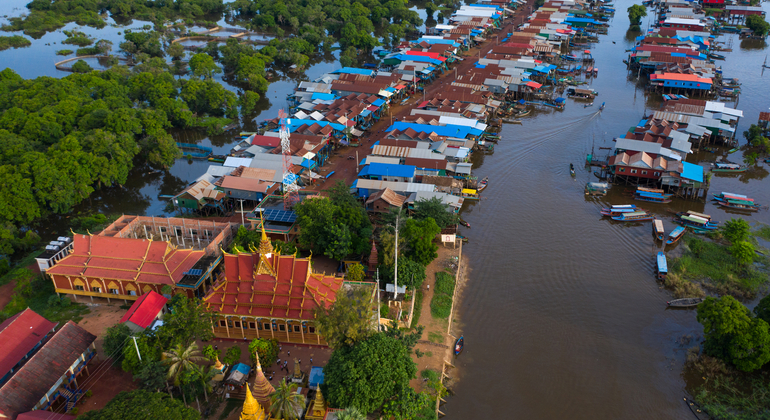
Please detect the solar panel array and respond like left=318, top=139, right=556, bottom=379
left=263, top=208, right=298, bottom=223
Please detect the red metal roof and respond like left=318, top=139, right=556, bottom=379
left=0, top=309, right=57, bottom=381
left=250, top=135, right=281, bottom=148
left=650, top=73, right=712, bottom=83
left=17, top=411, right=75, bottom=420
left=119, top=291, right=168, bottom=329
left=405, top=51, right=446, bottom=61
left=0, top=322, right=95, bottom=419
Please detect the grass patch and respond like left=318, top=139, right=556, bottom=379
left=411, top=290, right=423, bottom=329
left=668, top=236, right=770, bottom=298
left=56, top=49, right=74, bottom=56
left=218, top=399, right=241, bottom=420
left=753, top=224, right=770, bottom=241
left=62, top=30, right=93, bottom=46
left=428, top=331, right=443, bottom=344
left=1, top=273, right=89, bottom=323
left=421, top=369, right=439, bottom=382
left=0, top=249, right=43, bottom=287
left=0, top=35, right=31, bottom=51
left=430, top=272, right=455, bottom=319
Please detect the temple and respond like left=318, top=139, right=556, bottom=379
left=203, top=219, right=374, bottom=345
left=239, top=384, right=268, bottom=420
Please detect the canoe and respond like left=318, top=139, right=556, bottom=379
left=600, top=204, right=638, bottom=216
left=666, top=226, right=686, bottom=245
left=712, top=163, right=747, bottom=173
left=454, top=336, right=464, bottom=356
left=667, top=298, right=704, bottom=308
left=477, top=176, right=489, bottom=192
left=653, top=219, right=664, bottom=241
left=570, top=163, right=576, bottom=177
left=656, top=252, right=667, bottom=280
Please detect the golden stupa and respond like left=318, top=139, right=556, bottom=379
left=240, top=384, right=268, bottom=420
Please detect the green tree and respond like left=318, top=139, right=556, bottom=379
left=223, top=345, right=242, bottom=365
left=335, top=407, right=366, bottom=420
left=162, top=342, right=206, bottom=386
left=103, top=323, right=132, bottom=362
left=188, top=53, right=221, bottom=79
left=249, top=338, right=280, bottom=366
left=627, top=4, right=647, bottom=26
left=202, top=344, right=220, bottom=362
left=383, top=320, right=424, bottom=353
left=731, top=241, right=755, bottom=266
left=346, top=262, right=365, bottom=282
left=382, top=387, right=435, bottom=420
left=167, top=42, right=185, bottom=61
left=721, top=218, right=750, bottom=243
left=413, top=196, right=459, bottom=229
left=134, top=360, right=169, bottom=392
left=269, top=379, right=305, bottom=420
left=401, top=218, right=441, bottom=266
left=122, top=334, right=161, bottom=374
left=314, top=288, right=374, bottom=349
left=755, top=294, right=770, bottom=325
left=77, top=389, right=200, bottom=420
left=157, top=296, right=215, bottom=347
left=746, top=15, right=770, bottom=37
left=697, top=296, right=770, bottom=372
left=71, top=59, right=93, bottom=73
left=322, top=333, right=417, bottom=413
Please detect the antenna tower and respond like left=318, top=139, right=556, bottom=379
left=279, top=109, right=299, bottom=209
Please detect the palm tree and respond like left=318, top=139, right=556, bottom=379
left=163, top=342, right=205, bottom=387
left=194, top=365, right=217, bottom=403
left=336, top=407, right=366, bottom=420
left=269, top=379, right=305, bottom=420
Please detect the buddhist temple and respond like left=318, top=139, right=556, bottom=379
left=251, top=353, right=275, bottom=410
left=203, top=219, right=367, bottom=345
left=240, top=384, right=268, bottom=420
left=305, top=388, right=328, bottom=420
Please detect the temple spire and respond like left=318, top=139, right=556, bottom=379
left=257, top=211, right=274, bottom=257
left=251, top=352, right=275, bottom=409
left=240, top=384, right=267, bottom=420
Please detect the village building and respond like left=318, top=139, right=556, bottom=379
left=119, top=290, right=168, bottom=333
left=0, top=310, right=96, bottom=419
left=203, top=223, right=376, bottom=345
left=365, top=188, right=407, bottom=213
left=45, top=216, right=232, bottom=302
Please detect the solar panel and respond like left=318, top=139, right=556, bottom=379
left=184, top=269, right=203, bottom=276
left=262, top=209, right=298, bottom=223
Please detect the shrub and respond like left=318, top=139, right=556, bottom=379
left=56, top=49, right=74, bottom=55
left=71, top=60, right=93, bottom=73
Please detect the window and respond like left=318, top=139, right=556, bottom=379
left=109, top=288, right=119, bottom=295
left=619, top=168, right=625, bottom=172
left=159, top=226, right=167, bottom=233
left=74, top=285, right=85, bottom=291
left=293, top=325, right=300, bottom=333
left=219, top=320, right=227, bottom=327
left=204, top=230, right=212, bottom=238
left=654, top=172, right=661, bottom=176
left=128, top=290, right=137, bottom=296
left=279, top=324, right=286, bottom=332
left=234, top=321, right=241, bottom=328
left=92, top=287, right=101, bottom=293
left=249, top=322, right=256, bottom=329
left=174, top=227, right=182, bottom=237
left=631, top=169, right=637, bottom=174
left=264, top=323, right=271, bottom=330
left=190, top=229, right=198, bottom=236
left=641, top=171, right=647, bottom=175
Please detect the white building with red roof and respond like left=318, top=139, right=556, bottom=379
left=119, top=291, right=169, bottom=332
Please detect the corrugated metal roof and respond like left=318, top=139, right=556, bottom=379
left=354, top=179, right=436, bottom=192
left=372, top=145, right=411, bottom=157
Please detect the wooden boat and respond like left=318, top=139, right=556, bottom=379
left=712, top=162, right=747, bottom=173
left=585, top=182, right=609, bottom=196
left=728, top=148, right=738, bottom=154
left=667, top=298, right=704, bottom=308
left=459, top=219, right=471, bottom=228
left=656, top=252, right=667, bottom=280
left=678, top=210, right=712, bottom=221
left=477, top=177, right=489, bottom=192
left=584, top=102, right=594, bottom=108
left=666, top=226, right=686, bottom=245
left=634, top=190, right=673, bottom=204
left=637, top=187, right=670, bottom=195
left=515, top=109, right=531, bottom=117
left=675, top=214, right=718, bottom=230
left=454, top=336, right=464, bottom=355
left=570, top=163, right=576, bottom=177
left=612, top=210, right=653, bottom=222
left=653, top=219, right=664, bottom=241
left=716, top=200, right=760, bottom=212
left=712, top=192, right=753, bottom=203
left=599, top=102, right=605, bottom=110
left=600, top=204, right=637, bottom=216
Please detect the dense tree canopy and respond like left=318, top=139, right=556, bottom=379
left=314, top=288, right=375, bottom=349
left=755, top=294, right=770, bottom=325
left=322, top=333, right=417, bottom=413
left=627, top=4, right=647, bottom=26
left=746, top=15, right=770, bottom=37
left=157, top=296, right=216, bottom=347
left=721, top=218, right=750, bottom=243
left=413, top=196, right=459, bottom=229
left=697, top=296, right=770, bottom=372
left=401, top=218, right=441, bottom=266
left=78, top=389, right=201, bottom=420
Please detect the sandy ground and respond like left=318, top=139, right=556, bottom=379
left=75, top=299, right=129, bottom=354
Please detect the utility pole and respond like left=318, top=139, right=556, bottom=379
left=356, top=150, right=359, bottom=173
left=238, top=199, right=245, bottom=226
left=376, top=268, right=381, bottom=331
left=132, top=336, right=142, bottom=361
left=393, top=209, right=401, bottom=300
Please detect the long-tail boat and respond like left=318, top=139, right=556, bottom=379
left=716, top=199, right=760, bottom=212
left=612, top=210, right=654, bottom=222
left=653, top=219, right=665, bottom=241
left=656, top=252, right=668, bottom=280
left=712, top=162, right=747, bottom=173
left=675, top=214, right=718, bottom=230
left=712, top=192, right=754, bottom=202
left=667, top=298, right=704, bottom=308
left=477, top=176, right=489, bottom=192
left=600, top=204, right=637, bottom=216
left=634, top=190, right=673, bottom=204
left=666, top=226, right=686, bottom=245
left=677, top=210, right=713, bottom=221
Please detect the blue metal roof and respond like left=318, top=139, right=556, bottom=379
left=308, top=366, right=324, bottom=388
left=681, top=161, right=704, bottom=183
left=413, top=38, right=461, bottom=47
left=232, top=363, right=250, bottom=375
left=332, top=67, right=375, bottom=76
left=372, top=99, right=385, bottom=107
left=385, top=122, right=483, bottom=138
left=566, top=17, right=599, bottom=23
left=389, top=54, right=443, bottom=66
left=311, top=92, right=336, bottom=101
left=359, top=162, right=415, bottom=178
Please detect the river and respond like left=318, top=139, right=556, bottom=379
left=2, top=0, right=770, bottom=418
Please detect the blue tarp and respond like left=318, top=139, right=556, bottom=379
left=359, top=162, right=416, bottom=178
left=681, top=161, right=704, bottom=183
left=388, top=54, right=444, bottom=66
left=372, top=99, right=385, bottom=107
left=413, top=38, right=461, bottom=47
left=475, top=64, right=487, bottom=69
left=311, top=92, right=336, bottom=101
left=309, top=367, right=325, bottom=388
left=232, top=363, right=250, bottom=375
left=565, top=17, right=599, bottom=24
left=332, top=67, right=375, bottom=76
left=385, top=122, right=483, bottom=138
left=282, top=119, right=346, bottom=133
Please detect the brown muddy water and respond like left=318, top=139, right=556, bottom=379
left=2, top=0, right=770, bottom=418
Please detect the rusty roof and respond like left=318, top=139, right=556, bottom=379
left=365, top=188, right=407, bottom=207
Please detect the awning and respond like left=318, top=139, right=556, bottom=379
left=367, top=105, right=379, bottom=111
left=526, top=81, right=543, bottom=89
left=417, top=100, right=430, bottom=108
left=378, top=89, right=394, bottom=97
left=394, top=84, right=407, bottom=90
